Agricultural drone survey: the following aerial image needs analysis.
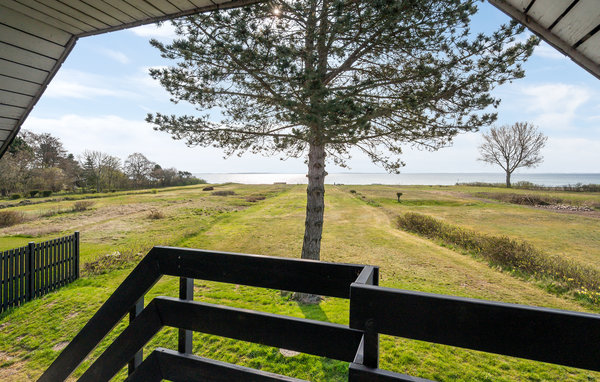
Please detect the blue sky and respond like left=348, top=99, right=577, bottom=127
left=21, top=2, right=600, bottom=174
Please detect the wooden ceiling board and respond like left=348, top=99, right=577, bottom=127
left=0, top=76, right=46, bottom=97
left=0, top=119, right=18, bottom=129
left=145, top=0, right=182, bottom=14
left=0, top=43, right=57, bottom=72
left=0, top=130, right=11, bottom=141
left=122, top=0, right=165, bottom=18
left=58, top=0, right=126, bottom=27
left=100, top=0, right=152, bottom=20
left=0, top=59, right=48, bottom=85
left=528, top=0, right=571, bottom=29
left=577, top=32, right=600, bottom=63
left=552, top=0, right=600, bottom=45
left=31, top=0, right=112, bottom=30
left=78, top=1, right=137, bottom=24
left=167, top=0, right=198, bottom=11
left=2, top=2, right=84, bottom=34
left=0, top=105, right=27, bottom=120
left=13, top=0, right=95, bottom=33
left=186, top=0, right=217, bottom=8
left=0, top=25, right=65, bottom=59
left=0, top=90, right=34, bottom=109
left=0, top=7, right=72, bottom=46
left=507, top=0, right=532, bottom=12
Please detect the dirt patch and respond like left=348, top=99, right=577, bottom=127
left=52, top=342, right=69, bottom=352
left=534, top=205, right=600, bottom=218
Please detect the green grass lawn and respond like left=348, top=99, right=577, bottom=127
left=0, top=184, right=599, bottom=381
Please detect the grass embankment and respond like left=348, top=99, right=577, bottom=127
left=0, top=184, right=599, bottom=381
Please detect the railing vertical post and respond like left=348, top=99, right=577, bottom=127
left=27, top=242, right=35, bottom=302
left=73, top=231, right=80, bottom=280
left=178, top=277, right=194, bottom=354
left=363, top=267, right=379, bottom=369
left=128, top=296, right=144, bottom=375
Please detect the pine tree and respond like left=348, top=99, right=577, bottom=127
left=147, top=0, right=538, bottom=262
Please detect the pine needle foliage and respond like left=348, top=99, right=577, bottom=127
left=147, top=0, right=538, bottom=261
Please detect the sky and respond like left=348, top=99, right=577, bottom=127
left=20, top=2, right=600, bottom=174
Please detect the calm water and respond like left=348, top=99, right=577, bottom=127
left=194, top=173, right=600, bottom=186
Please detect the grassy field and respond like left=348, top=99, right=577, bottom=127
left=0, top=183, right=599, bottom=381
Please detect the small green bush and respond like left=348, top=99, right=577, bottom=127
left=151, top=189, right=158, bottom=194
left=245, top=195, right=266, bottom=202
left=203, top=186, right=215, bottom=191
left=29, top=190, right=39, bottom=198
left=349, top=190, right=356, bottom=194
left=212, top=190, right=235, bottom=196
left=147, top=209, right=165, bottom=219
left=10, top=194, right=20, bottom=200
left=0, top=210, right=27, bottom=227
left=72, top=201, right=95, bottom=212
left=41, top=190, right=52, bottom=197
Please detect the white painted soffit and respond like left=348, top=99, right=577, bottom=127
left=489, top=0, right=600, bottom=80
left=0, top=0, right=264, bottom=159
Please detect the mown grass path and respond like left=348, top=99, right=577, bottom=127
left=0, top=184, right=598, bottom=381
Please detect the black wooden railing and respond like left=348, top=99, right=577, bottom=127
left=0, top=232, right=79, bottom=313
left=39, top=247, right=600, bottom=381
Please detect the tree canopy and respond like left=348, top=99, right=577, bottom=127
left=147, top=0, right=538, bottom=264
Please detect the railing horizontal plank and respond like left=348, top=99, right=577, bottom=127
left=349, top=363, right=432, bottom=382
left=157, top=296, right=363, bottom=362
left=154, top=246, right=367, bottom=298
left=156, top=348, right=308, bottom=382
left=350, top=284, right=600, bottom=371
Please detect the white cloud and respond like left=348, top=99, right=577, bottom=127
left=130, top=22, right=177, bottom=40
left=518, top=83, right=593, bottom=130
left=534, top=42, right=568, bottom=60
left=99, top=48, right=130, bottom=64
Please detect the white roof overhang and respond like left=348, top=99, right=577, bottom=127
left=0, top=0, right=263, bottom=158
left=489, top=0, right=600, bottom=80
left=0, top=0, right=599, bottom=159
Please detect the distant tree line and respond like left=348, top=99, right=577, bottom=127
left=0, top=130, right=205, bottom=197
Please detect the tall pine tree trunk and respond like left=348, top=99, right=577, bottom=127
left=301, top=143, right=326, bottom=260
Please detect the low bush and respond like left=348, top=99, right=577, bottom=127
left=10, top=194, right=20, bottom=200
left=0, top=210, right=27, bottom=227
left=83, top=250, right=144, bottom=276
left=147, top=208, right=165, bottom=219
left=203, top=186, right=215, bottom=191
left=245, top=195, right=266, bottom=203
left=397, top=212, right=600, bottom=301
left=479, top=192, right=563, bottom=206
left=349, top=190, right=356, bottom=194
left=212, top=190, right=235, bottom=196
left=72, top=200, right=95, bottom=212
left=41, top=190, right=52, bottom=197
left=29, top=190, right=39, bottom=198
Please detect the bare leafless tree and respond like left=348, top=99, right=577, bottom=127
left=478, top=122, right=547, bottom=187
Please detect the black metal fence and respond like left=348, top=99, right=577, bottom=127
left=39, top=247, right=600, bottom=382
left=0, top=232, right=79, bottom=313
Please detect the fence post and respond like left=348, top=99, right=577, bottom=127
left=73, top=232, right=80, bottom=280
left=27, top=242, right=35, bottom=301
left=128, top=297, right=144, bottom=375
left=178, top=277, right=194, bottom=354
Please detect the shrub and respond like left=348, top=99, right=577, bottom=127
left=41, top=190, right=52, bottom=197
left=245, top=195, right=266, bottom=202
left=147, top=209, right=165, bottom=219
left=29, top=190, right=39, bottom=198
left=72, top=200, right=95, bottom=212
left=397, top=212, right=600, bottom=298
left=479, top=192, right=562, bottom=206
left=212, top=190, right=235, bottom=196
left=151, top=189, right=158, bottom=194
left=349, top=190, right=356, bottom=194
left=83, top=250, right=144, bottom=276
left=203, top=186, right=214, bottom=191
left=10, top=194, right=20, bottom=200
left=0, top=210, right=27, bottom=227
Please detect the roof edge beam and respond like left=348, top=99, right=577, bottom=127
left=488, top=0, right=600, bottom=80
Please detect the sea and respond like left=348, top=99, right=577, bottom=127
left=194, top=173, right=600, bottom=187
